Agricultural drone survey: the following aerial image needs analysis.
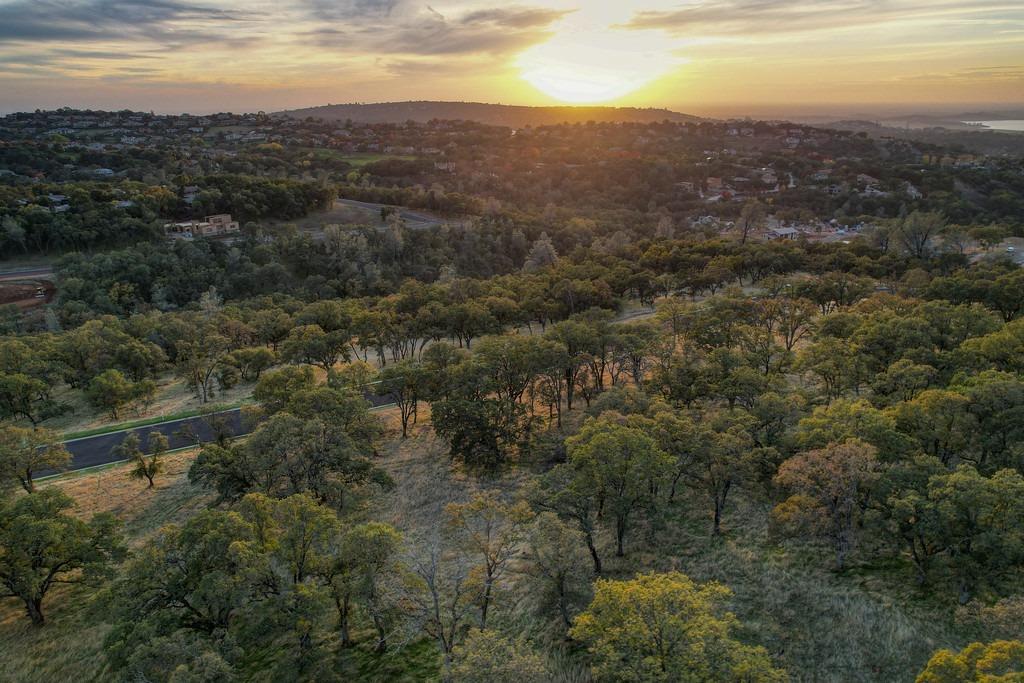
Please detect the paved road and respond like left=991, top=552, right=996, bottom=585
left=0, top=266, right=55, bottom=282
left=335, top=198, right=443, bottom=230
left=50, top=390, right=396, bottom=476
left=59, top=408, right=247, bottom=473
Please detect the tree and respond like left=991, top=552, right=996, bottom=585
left=281, top=324, right=350, bottom=371
left=737, top=199, right=768, bottom=244
left=253, top=364, right=317, bottom=414
left=86, top=369, right=155, bottom=419
left=895, top=211, right=945, bottom=259
left=117, top=431, right=168, bottom=488
left=0, top=372, right=68, bottom=425
left=174, top=328, right=230, bottom=404
left=530, top=463, right=604, bottom=574
left=0, top=489, right=124, bottom=625
left=916, top=640, right=1024, bottom=682
left=570, top=571, right=786, bottom=683
left=378, top=359, right=425, bottom=438
left=773, top=441, right=881, bottom=570
left=225, top=346, right=277, bottom=381
left=674, top=410, right=757, bottom=535
left=926, top=466, right=1024, bottom=603
left=795, top=398, right=912, bottom=462
left=872, top=454, right=947, bottom=585
left=520, top=511, right=591, bottom=631
left=0, top=425, right=69, bottom=493
left=104, top=494, right=339, bottom=678
left=432, top=398, right=526, bottom=472
left=406, top=539, right=479, bottom=673
left=522, top=232, right=559, bottom=272
left=445, top=491, right=532, bottom=630
left=772, top=296, right=817, bottom=351
left=189, top=410, right=390, bottom=508
left=889, top=389, right=973, bottom=467
left=565, top=415, right=672, bottom=556
left=450, top=629, right=548, bottom=683
left=323, top=521, right=402, bottom=651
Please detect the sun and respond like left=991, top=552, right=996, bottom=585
left=517, top=28, right=678, bottom=104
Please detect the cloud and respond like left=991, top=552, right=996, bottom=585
left=303, top=3, right=567, bottom=57
left=624, top=0, right=1022, bottom=38
left=304, top=0, right=405, bottom=21
left=0, top=0, right=250, bottom=44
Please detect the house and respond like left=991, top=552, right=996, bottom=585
left=164, top=214, right=240, bottom=240
left=766, top=227, right=800, bottom=241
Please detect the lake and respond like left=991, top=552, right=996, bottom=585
left=964, top=120, right=1024, bottom=132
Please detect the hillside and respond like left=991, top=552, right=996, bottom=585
left=274, top=100, right=703, bottom=127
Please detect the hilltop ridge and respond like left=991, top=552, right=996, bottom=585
left=275, top=100, right=703, bottom=127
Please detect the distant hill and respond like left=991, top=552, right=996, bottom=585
left=274, top=101, right=703, bottom=127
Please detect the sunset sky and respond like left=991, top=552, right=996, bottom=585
left=0, top=0, right=1022, bottom=116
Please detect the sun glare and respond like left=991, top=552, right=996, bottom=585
left=517, top=27, right=678, bottom=104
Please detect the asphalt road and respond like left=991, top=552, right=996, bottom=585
left=51, top=390, right=396, bottom=475
left=59, top=408, right=247, bottom=473
left=0, top=266, right=55, bottom=282
left=335, top=198, right=443, bottom=230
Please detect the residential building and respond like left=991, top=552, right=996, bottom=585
left=164, top=214, right=240, bottom=239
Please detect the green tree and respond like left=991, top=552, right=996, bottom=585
left=895, top=211, right=945, bottom=259
left=377, top=359, right=426, bottom=438
left=0, top=489, right=124, bottom=625
left=916, top=640, right=1024, bottom=682
left=86, top=369, right=155, bottom=419
left=224, top=346, right=277, bottom=381
left=795, top=398, right=912, bottom=462
left=675, top=409, right=757, bottom=535
left=432, top=397, right=526, bottom=472
left=105, top=493, right=339, bottom=678
left=736, top=198, right=768, bottom=244
left=253, top=364, right=317, bottom=414
left=889, top=389, right=973, bottom=467
left=323, top=521, right=402, bottom=651
left=570, top=571, right=786, bottom=683
left=529, top=463, right=604, bottom=573
left=189, top=408, right=389, bottom=508
left=0, top=372, right=68, bottom=425
left=174, top=327, right=230, bottom=404
left=0, top=425, right=70, bottom=493
left=450, top=629, right=548, bottom=683
left=281, top=324, right=350, bottom=371
left=117, top=432, right=168, bottom=488
left=927, top=466, right=1024, bottom=602
left=565, top=415, right=672, bottom=555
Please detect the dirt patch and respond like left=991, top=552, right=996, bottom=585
left=0, top=279, right=54, bottom=308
